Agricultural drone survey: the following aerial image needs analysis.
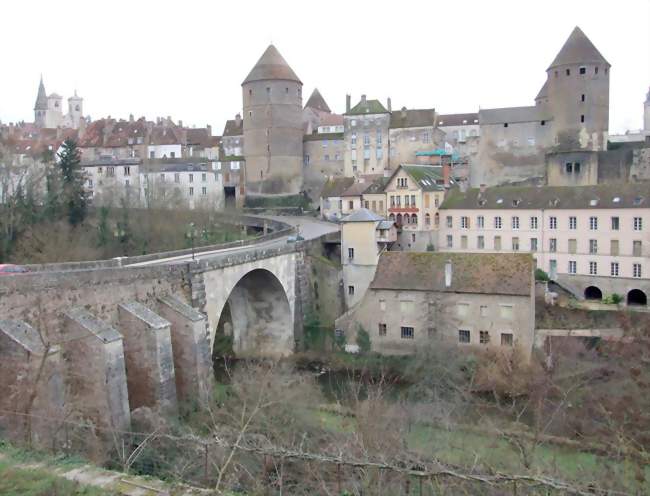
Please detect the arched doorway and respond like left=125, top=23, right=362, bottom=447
left=584, top=286, right=603, bottom=301
left=213, top=269, right=293, bottom=367
left=627, top=289, right=647, bottom=306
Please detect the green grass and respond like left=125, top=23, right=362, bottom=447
left=0, top=459, right=112, bottom=496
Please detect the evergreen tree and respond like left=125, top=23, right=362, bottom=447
left=57, top=139, right=88, bottom=226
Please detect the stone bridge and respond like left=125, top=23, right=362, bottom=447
left=0, top=215, right=338, bottom=447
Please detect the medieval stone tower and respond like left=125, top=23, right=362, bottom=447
left=545, top=26, right=610, bottom=151
left=242, top=45, right=304, bottom=196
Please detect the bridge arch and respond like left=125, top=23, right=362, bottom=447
left=201, top=253, right=297, bottom=360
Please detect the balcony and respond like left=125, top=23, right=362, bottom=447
left=388, top=206, right=419, bottom=213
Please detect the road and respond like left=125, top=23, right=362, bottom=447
left=127, top=215, right=339, bottom=267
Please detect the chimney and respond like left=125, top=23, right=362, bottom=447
left=401, top=106, right=407, bottom=119
left=387, top=97, right=392, bottom=112
left=480, top=183, right=487, bottom=194
left=178, top=119, right=183, bottom=128
left=207, top=124, right=212, bottom=136
left=235, top=113, right=241, bottom=127
left=129, top=114, right=134, bottom=122
left=442, top=162, right=451, bottom=187
left=346, top=94, right=351, bottom=113
left=361, top=94, right=367, bottom=104
left=445, top=260, right=452, bottom=288
left=459, top=178, right=468, bottom=193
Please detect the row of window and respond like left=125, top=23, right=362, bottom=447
left=377, top=324, right=513, bottom=346
left=304, top=153, right=341, bottom=164
left=447, top=234, right=644, bottom=258
left=569, top=261, right=643, bottom=278
left=448, top=215, right=643, bottom=231
left=350, top=132, right=383, bottom=146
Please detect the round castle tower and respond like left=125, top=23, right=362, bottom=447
left=545, top=26, right=610, bottom=151
left=242, top=45, right=304, bottom=196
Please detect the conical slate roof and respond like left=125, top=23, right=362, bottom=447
left=548, top=26, right=609, bottom=70
left=242, top=44, right=301, bottom=85
left=34, top=76, right=48, bottom=110
left=305, top=88, right=331, bottom=112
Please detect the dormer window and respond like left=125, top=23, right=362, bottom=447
left=612, top=197, right=620, bottom=203
left=589, top=199, right=599, bottom=207
left=496, top=198, right=503, bottom=204
left=512, top=199, right=521, bottom=207
left=462, top=119, right=467, bottom=124
left=634, top=196, right=644, bottom=206
left=478, top=199, right=487, bottom=206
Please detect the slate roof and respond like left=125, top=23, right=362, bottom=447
left=341, top=182, right=372, bottom=197
left=440, top=183, right=650, bottom=210
left=321, top=177, right=355, bottom=198
left=364, top=176, right=389, bottom=194
left=370, top=251, right=533, bottom=296
left=479, top=106, right=541, bottom=125
left=242, top=44, right=301, bottom=85
left=437, top=113, right=479, bottom=126
left=142, top=162, right=211, bottom=173
left=346, top=98, right=389, bottom=116
left=319, top=113, right=344, bottom=126
left=389, top=108, right=435, bottom=129
left=222, top=118, right=243, bottom=137
left=305, top=88, right=331, bottom=113
left=548, top=26, right=609, bottom=69
left=387, top=164, right=446, bottom=192
left=341, top=208, right=384, bottom=222
left=186, top=128, right=216, bottom=147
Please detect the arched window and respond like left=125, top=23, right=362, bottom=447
left=404, top=213, right=410, bottom=225
left=434, top=213, right=440, bottom=227
left=425, top=213, right=431, bottom=226
left=396, top=213, right=403, bottom=226
left=411, top=214, right=418, bottom=226
left=389, top=213, right=395, bottom=221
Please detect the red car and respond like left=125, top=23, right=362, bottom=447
left=0, top=264, right=30, bottom=275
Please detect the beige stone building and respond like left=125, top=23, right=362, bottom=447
left=439, top=183, right=650, bottom=306
left=343, top=96, right=391, bottom=177
left=340, top=209, right=396, bottom=309
left=388, top=108, right=444, bottom=167
left=335, top=251, right=535, bottom=357
left=385, top=164, right=449, bottom=251
left=320, top=177, right=355, bottom=221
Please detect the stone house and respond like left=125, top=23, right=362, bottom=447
left=385, top=164, right=450, bottom=251
left=343, top=95, right=391, bottom=177
left=360, top=176, right=388, bottom=217
left=221, top=114, right=244, bottom=157
left=335, top=251, right=536, bottom=357
left=320, top=176, right=355, bottom=221
left=388, top=108, right=444, bottom=167
left=340, top=209, right=396, bottom=308
left=439, top=183, right=650, bottom=306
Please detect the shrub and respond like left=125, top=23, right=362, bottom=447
left=603, top=293, right=623, bottom=304
left=356, top=327, right=371, bottom=354
left=535, top=268, right=550, bottom=281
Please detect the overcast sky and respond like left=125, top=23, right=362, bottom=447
left=1, top=0, right=649, bottom=134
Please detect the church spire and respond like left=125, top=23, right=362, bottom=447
left=34, top=75, right=48, bottom=110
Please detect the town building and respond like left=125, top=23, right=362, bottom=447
left=388, top=108, right=443, bottom=167
left=385, top=164, right=449, bottom=251
left=340, top=208, right=396, bottom=308
left=221, top=114, right=244, bottom=157
left=343, top=95, right=391, bottom=177
left=439, top=183, right=650, bottom=306
left=242, top=45, right=304, bottom=196
left=335, top=251, right=535, bottom=356
left=319, top=177, right=355, bottom=221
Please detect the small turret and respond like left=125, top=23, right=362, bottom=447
left=34, top=76, right=48, bottom=127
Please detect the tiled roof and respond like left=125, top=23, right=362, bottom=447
left=479, top=106, right=541, bottom=125
left=341, top=182, right=372, bottom=197
left=370, top=251, right=533, bottom=296
left=186, top=128, right=214, bottom=147
left=437, top=113, right=479, bottom=127
left=149, top=126, right=184, bottom=146
left=321, top=177, right=355, bottom=198
left=363, top=176, right=389, bottom=194
left=548, top=26, right=609, bottom=70
left=242, top=44, right=301, bottom=85
left=440, top=183, right=650, bottom=210
left=222, top=119, right=243, bottom=137
left=319, top=113, right=344, bottom=126
left=305, top=88, right=331, bottom=113
left=341, top=208, right=384, bottom=222
left=389, top=108, right=435, bottom=129
left=346, top=98, right=389, bottom=116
